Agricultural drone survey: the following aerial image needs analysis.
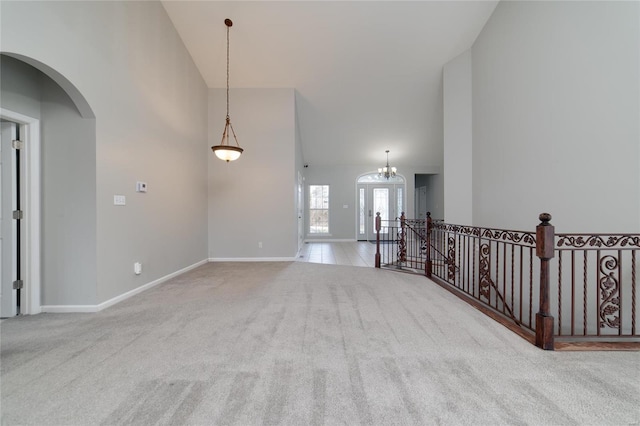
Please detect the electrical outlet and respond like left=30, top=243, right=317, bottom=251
left=258, top=242, right=263, bottom=249
left=134, top=262, right=142, bottom=275
left=114, top=195, right=126, bottom=206
left=136, top=181, right=148, bottom=193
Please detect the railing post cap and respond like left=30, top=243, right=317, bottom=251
left=539, top=213, right=552, bottom=224
left=376, top=212, right=380, bottom=217
left=426, top=212, right=431, bottom=217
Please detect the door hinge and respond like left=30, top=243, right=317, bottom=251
left=13, top=210, right=23, bottom=220
left=13, top=280, right=23, bottom=290
left=12, top=140, right=24, bottom=150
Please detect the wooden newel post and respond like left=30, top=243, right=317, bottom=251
left=375, top=212, right=381, bottom=268
left=535, top=212, right=555, bottom=350
left=425, top=212, right=432, bottom=278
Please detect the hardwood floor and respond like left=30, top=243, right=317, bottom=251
left=296, top=241, right=376, bottom=267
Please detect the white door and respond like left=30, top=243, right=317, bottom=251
left=357, top=183, right=404, bottom=241
left=0, top=121, right=18, bottom=318
left=297, top=172, right=304, bottom=251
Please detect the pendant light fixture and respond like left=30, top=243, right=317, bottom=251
left=211, top=18, right=243, bottom=162
left=378, top=150, right=397, bottom=179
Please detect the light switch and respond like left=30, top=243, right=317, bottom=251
left=114, top=195, right=126, bottom=206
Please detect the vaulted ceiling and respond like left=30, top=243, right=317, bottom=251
left=162, top=1, right=498, bottom=169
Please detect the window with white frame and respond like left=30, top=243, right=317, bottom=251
left=309, top=185, right=329, bottom=234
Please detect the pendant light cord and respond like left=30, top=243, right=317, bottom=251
left=212, top=18, right=243, bottom=160
left=226, top=23, right=230, bottom=120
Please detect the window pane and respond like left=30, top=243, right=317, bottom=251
left=309, top=185, right=329, bottom=234
left=310, top=210, right=328, bottom=233
left=359, top=188, right=365, bottom=235
left=373, top=188, right=389, bottom=232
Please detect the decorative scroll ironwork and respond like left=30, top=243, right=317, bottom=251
left=402, top=221, right=428, bottom=256
left=479, top=243, right=491, bottom=302
left=447, top=236, right=456, bottom=281
left=397, top=230, right=407, bottom=264
left=481, top=229, right=536, bottom=246
left=404, top=219, right=426, bottom=228
left=557, top=234, right=640, bottom=249
left=599, top=255, right=620, bottom=329
left=419, top=228, right=428, bottom=255
left=432, top=223, right=536, bottom=247
left=433, top=222, right=480, bottom=237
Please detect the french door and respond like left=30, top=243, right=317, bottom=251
left=357, top=183, right=404, bottom=241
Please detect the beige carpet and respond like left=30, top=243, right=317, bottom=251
left=1, top=261, right=639, bottom=425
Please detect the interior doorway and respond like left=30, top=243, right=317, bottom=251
left=1, top=54, right=94, bottom=315
left=356, top=173, right=405, bottom=241
left=414, top=173, right=442, bottom=220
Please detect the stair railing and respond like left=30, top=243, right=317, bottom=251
left=375, top=212, right=639, bottom=350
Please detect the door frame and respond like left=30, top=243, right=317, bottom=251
left=0, top=108, right=41, bottom=315
left=355, top=172, right=406, bottom=241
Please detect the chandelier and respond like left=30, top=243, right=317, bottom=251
left=378, top=150, right=397, bottom=179
left=211, top=19, right=243, bottom=162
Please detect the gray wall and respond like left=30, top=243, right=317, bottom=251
left=304, top=165, right=438, bottom=240
left=208, top=88, right=297, bottom=259
left=1, top=1, right=209, bottom=305
left=471, top=1, right=639, bottom=232
left=1, top=55, right=97, bottom=305
left=0, top=56, right=42, bottom=119
left=304, top=166, right=362, bottom=240
left=443, top=50, right=473, bottom=225
left=41, top=71, right=97, bottom=305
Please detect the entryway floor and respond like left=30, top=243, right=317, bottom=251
left=296, top=241, right=376, bottom=267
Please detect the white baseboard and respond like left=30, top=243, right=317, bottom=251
left=39, top=305, right=100, bottom=313
left=40, top=259, right=208, bottom=314
left=209, top=257, right=296, bottom=262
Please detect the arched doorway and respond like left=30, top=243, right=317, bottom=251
left=356, top=172, right=406, bottom=241
left=1, top=53, right=96, bottom=316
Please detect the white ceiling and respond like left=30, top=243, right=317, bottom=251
left=162, top=1, right=498, bottom=168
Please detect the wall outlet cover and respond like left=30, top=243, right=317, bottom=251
left=114, top=195, right=126, bottom=206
